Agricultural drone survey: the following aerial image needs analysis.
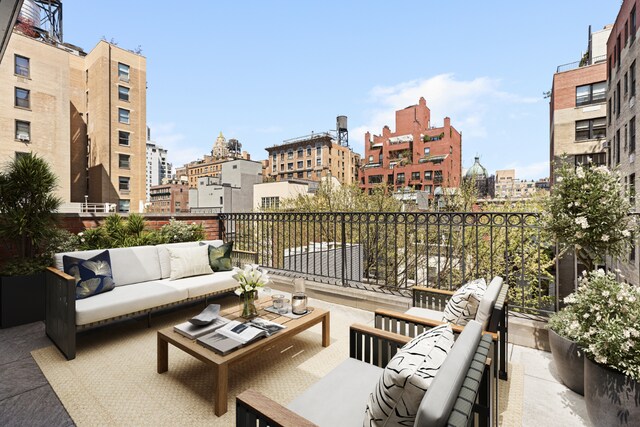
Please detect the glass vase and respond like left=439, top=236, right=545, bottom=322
left=241, top=290, right=258, bottom=319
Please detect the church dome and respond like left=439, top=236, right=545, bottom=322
left=465, top=156, right=488, bottom=179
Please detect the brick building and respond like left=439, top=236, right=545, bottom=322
left=148, top=180, right=189, bottom=214
left=265, top=133, right=360, bottom=185
left=550, top=25, right=611, bottom=183
left=359, top=97, right=462, bottom=200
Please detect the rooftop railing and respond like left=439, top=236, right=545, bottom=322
left=220, top=211, right=554, bottom=316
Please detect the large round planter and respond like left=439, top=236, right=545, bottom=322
left=548, top=329, right=584, bottom=395
left=584, top=357, right=640, bottom=426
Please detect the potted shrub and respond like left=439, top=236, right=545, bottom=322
left=561, top=270, right=639, bottom=425
left=544, top=159, right=637, bottom=392
left=0, top=153, right=62, bottom=328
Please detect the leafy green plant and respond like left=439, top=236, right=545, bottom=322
left=0, top=153, right=62, bottom=275
left=159, top=219, right=205, bottom=243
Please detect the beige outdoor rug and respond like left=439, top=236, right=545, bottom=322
left=33, top=298, right=524, bottom=426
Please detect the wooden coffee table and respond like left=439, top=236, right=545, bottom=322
left=157, top=299, right=330, bottom=416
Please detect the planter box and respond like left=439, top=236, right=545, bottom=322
left=585, top=357, right=639, bottom=426
left=0, top=272, right=45, bottom=328
left=549, top=329, right=584, bottom=395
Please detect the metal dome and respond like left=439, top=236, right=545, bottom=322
left=465, top=156, right=488, bottom=179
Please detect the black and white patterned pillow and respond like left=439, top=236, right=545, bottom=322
left=442, top=278, right=487, bottom=326
left=363, top=323, right=454, bottom=426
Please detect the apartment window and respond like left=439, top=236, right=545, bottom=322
left=316, top=157, right=321, bottom=166
left=316, top=171, right=321, bottom=178
left=118, top=85, right=130, bottom=102
left=14, top=55, right=30, bottom=77
left=368, top=155, right=374, bottom=163
left=576, top=81, right=606, bottom=105
left=118, top=199, right=130, bottom=213
left=609, top=98, right=613, bottom=125
left=297, top=161, right=303, bottom=169
left=118, top=108, right=130, bottom=124
left=287, top=162, right=293, bottom=170
left=118, top=63, right=130, bottom=82
left=316, top=146, right=321, bottom=155
left=424, top=170, right=432, bottom=180
left=220, top=196, right=223, bottom=205
left=280, top=153, right=284, bottom=161
left=287, top=173, right=293, bottom=179
left=14, top=87, right=29, bottom=108
left=617, top=35, right=622, bottom=69
left=411, top=172, right=420, bottom=181
left=632, top=61, right=637, bottom=97
left=307, top=171, right=312, bottom=177
left=575, top=117, right=606, bottom=141
left=287, top=150, right=293, bottom=159
left=15, top=120, right=30, bottom=141
left=280, top=164, right=284, bottom=171
left=119, top=177, right=130, bottom=193
left=632, top=5, right=637, bottom=43
left=307, top=159, right=311, bottom=168
left=307, top=147, right=311, bottom=156
left=625, top=73, right=629, bottom=98
left=626, top=21, right=630, bottom=46
left=617, top=129, right=622, bottom=165
left=424, top=147, right=431, bottom=155
left=261, top=197, right=280, bottom=209
left=297, top=149, right=303, bottom=158
left=630, top=173, right=636, bottom=207
left=272, top=153, right=277, bottom=162
left=119, top=131, right=130, bottom=146
left=631, top=117, right=637, bottom=154
left=434, top=171, right=443, bottom=182
left=297, top=172, right=303, bottom=178
left=424, top=185, right=432, bottom=195
left=397, top=173, right=405, bottom=183
left=119, top=154, right=130, bottom=169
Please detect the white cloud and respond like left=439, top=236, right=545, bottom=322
left=350, top=73, right=540, bottom=148
left=148, top=122, right=203, bottom=170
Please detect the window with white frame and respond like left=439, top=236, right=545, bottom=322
left=118, top=63, right=130, bottom=82
left=576, top=81, right=606, bottom=106
left=15, top=120, right=30, bottom=141
left=575, top=117, right=606, bottom=141
left=118, top=85, right=130, bottom=101
left=118, top=108, right=130, bottom=124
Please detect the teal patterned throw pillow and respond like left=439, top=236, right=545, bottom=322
left=205, top=242, right=233, bottom=271
left=63, top=250, right=116, bottom=299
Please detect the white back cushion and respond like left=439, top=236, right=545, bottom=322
left=157, top=240, right=223, bottom=278
left=167, top=245, right=213, bottom=280
left=108, top=246, right=162, bottom=286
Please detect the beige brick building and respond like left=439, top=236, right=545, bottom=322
left=0, top=30, right=146, bottom=212
left=265, top=133, right=360, bottom=185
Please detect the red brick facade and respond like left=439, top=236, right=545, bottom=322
left=359, top=97, right=462, bottom=198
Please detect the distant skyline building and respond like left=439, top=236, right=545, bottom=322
left=550, top=25, right=611, bottom=183
left=145, top=127, right=170, bottom=202
left=359, top=97, right=462, bottom=202
left=148, top=180, right=189, bottom=214
left=465, top=157, right=495, bottom=199
left=264, top=130, right=360, bottom=185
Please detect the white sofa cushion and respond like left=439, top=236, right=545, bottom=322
left=108, top=246, right=162, bottom=286
left=475, top=276, right=504, bottom=329
left=157, top=240, right=224, bottom=279
left=75, top=282, right=188, bottom=325
left=442, top=278, right=487, bottom=326
left=364, top=323, right=454, bottom=426
left=167, top=245, right=213, bottom=280
left=156, top=270, right=237, bottom=299
left=287, top=358, right=382, bottom=426
left=55, top=249, right=106, bottom=271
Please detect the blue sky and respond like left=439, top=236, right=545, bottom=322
left=63, top=1, right=620, bottom=179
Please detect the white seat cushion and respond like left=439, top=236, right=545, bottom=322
left=75, top=282, right=188, bottom=325
left=405, top=306, right=445, bottom=322
left=288, top=358, right=383, bottom=426
left=155, top=270, right=237, bottom=299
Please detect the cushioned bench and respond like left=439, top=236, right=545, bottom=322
left=236, top=321, right=493, bottom=427
left=45, top=240, right=255, bottom=360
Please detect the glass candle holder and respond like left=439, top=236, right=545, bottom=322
left=291, top=292, right=307, bottom=315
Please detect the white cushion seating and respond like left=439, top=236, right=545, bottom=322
left=157, top=240, right=224, bottom=279
left=475, top=276, right=504, bottom=329
left=405, top=306, right=444, bottom=321
left=167, top=245, right=213, bottom=280
left=287, top=358, right=382, bottom=426
left=155, top=270, right=237, bottom=299
left=75, top=282, right=188, bottom=325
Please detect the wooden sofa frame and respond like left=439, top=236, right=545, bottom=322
left=236, top=323, right=494, bottom=427
left=45, top=249, right=257, bottom=360
left=375, top=283, right=509, bottom=381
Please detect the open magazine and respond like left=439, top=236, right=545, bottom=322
left=216, top=318, right=286, bottom=344
left=197, top=317, right=286, bottom=355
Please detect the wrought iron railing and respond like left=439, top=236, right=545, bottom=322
left=220, top=212, right=555, bottom=315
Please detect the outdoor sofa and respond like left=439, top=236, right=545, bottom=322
left=237, top=320, right=493, bottom=427
left=374, top=276, right=509, bottom=380
left=45, top=240, right=255, bottom=360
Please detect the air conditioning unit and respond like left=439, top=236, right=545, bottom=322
left=17, top=134, right=30, bottom=142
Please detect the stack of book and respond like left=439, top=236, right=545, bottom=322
left=196, top=318, right=286, bottom=355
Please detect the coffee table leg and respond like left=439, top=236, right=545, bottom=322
left=157, top=334, right=168, bottom=373
left=322, top=313, right=330, bottom=347
left=213, top=363, right=229, bottom=416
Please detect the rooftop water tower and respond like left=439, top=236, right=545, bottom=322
left=336, top=115, right=348, bottom=147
